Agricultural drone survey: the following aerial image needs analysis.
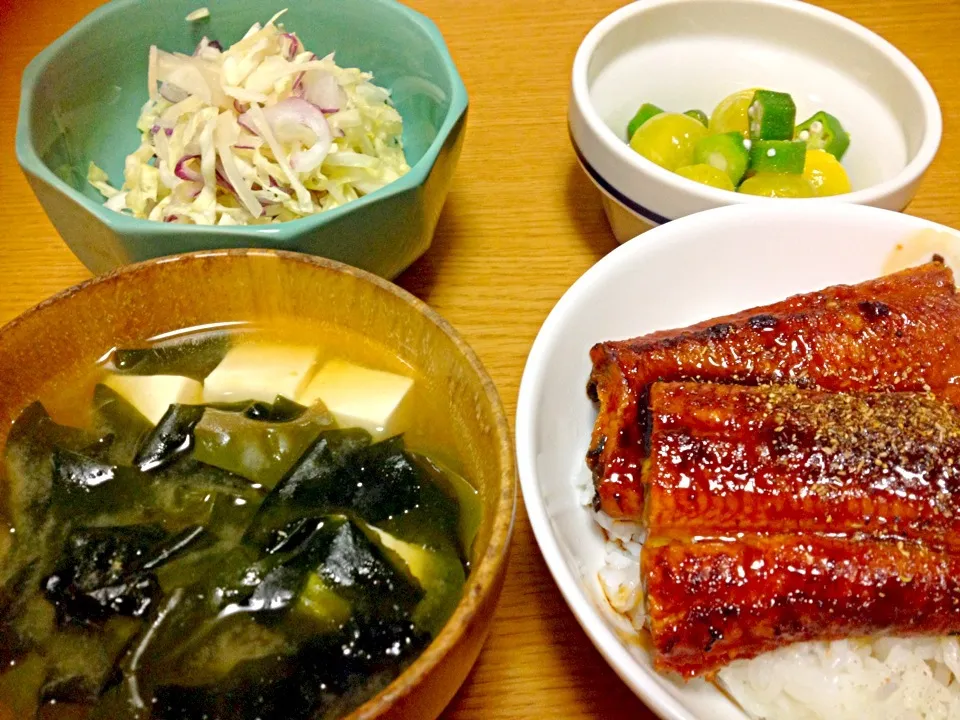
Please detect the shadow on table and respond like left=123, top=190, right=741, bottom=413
left=439, top=511, right=654, bottom=719
left=565, top=159, right=619, bottom=263
left=396, top=190, right=465, bottom=303
left=439, top=660, right=483, bottom=718
left=531, top=561, right=654, bottom=719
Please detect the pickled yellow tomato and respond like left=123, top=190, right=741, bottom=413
left=675, top=164, right=735, bottom=191
left=803, top=149, right=852, bottom=197
left=709, top=88, right=761, bottom=137
left=738, top=173, right=815, bottom=198
left=628, top=113, right=710, bottom=171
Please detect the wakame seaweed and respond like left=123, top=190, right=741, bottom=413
left=92, top=384, right=153, bottom=465
left=134, top=404, right=207, bottom=472
left=43, top=525, right=170, bottom=626
left=111, top=332, right=231, bottom=381
left=193, top=402, right=335, bottom=487
left=243, top=428, right=372, bottom=547
left=0, top=339, right=477, bottom=719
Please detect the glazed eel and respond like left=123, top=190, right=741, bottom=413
left=586, top=260, right=960, bottom=519
left=644, top=382, right=960, bottom=548
left=643, top=533, right=960, bottom=677
left=641, top=383, right=960, bottom=677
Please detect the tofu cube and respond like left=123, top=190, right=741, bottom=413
left=202, top=342, right=319, bottom=404
left=103, top=374, right=203, bottom=425
left=298, top=359, right=414, bottom=436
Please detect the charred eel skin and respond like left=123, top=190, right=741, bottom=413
left=642, top=533, right=960, bottom=677
left=586, top=261, right=960, bottom=518
left=642, top=383, right=960, bottom=546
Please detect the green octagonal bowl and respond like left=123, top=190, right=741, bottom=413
left=16, top=0, right=467, bottom=279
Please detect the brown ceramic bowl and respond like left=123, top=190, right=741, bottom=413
left=0, top=249, right=516, bottom=719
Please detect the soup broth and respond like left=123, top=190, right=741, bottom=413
left=0, top=322, right=480, bottom=720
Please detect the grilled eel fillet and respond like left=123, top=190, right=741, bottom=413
left=644, top=383, right=960, bottom=549
left=586, top=261, right=960, bottom=518
left=643, top=533, right=960, bottom=677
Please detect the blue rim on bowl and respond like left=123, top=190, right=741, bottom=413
left=569, top=131, right=671, bottom=226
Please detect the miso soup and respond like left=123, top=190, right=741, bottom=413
left=0, top=322, right=481, bottom=720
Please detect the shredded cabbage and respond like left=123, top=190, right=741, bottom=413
left=88, top=10, right=410, bottom=225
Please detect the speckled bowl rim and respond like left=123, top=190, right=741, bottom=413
left=15, top=0, right=468, bottom=238
left=0, top=248, right=517, bottom=719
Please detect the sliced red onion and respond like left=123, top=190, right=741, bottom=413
left=164, top=214, right=180, bottom=223
left=261, top=202, right=283, bottom=217
left=241, top=100, right=315, bottom=144
left=292, top=71, right=306, bottom=95
left=208, top=40, right=223, bottom=51
left=302, top=70, right=342, bottom=113
left=151, top=124, right=174, bottom=136
left=237, top=112, right=257, bottom=134
left=215, top=163, right=235, bottom=194
left=250, top=98, right=333, bottom=173
left=174, top=155, right=202, bottom=182
left=290, top=54, right=317, bottom=96
left=281, top=33, right=301, bottom=60
left=306, top=101, right=340, bottom=115
left=159, top=82, right=189, bottom=103
left=234, top=144, right=256, bottom=150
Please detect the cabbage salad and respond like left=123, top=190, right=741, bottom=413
left=88, top=11, right=410, bottom=225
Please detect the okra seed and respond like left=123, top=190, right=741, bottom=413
left=798, top=130, right=810, bottom=141
left=766, top=148, right=776, bottom=157
left=810, top=120, right=824, bottom=133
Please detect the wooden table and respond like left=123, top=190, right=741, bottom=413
left=1, top=0, right=958, bottom=716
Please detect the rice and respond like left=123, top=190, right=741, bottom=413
left=718, top=638, right=960, bottom=719
left=593, top=509, right=960, bottom=720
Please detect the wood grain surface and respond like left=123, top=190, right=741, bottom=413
left=1, top=0, right=958, bottom=717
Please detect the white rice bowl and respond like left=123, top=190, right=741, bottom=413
left=593, top=508, right=960, bottom=720
left=516, top=204, right=960, bottom=720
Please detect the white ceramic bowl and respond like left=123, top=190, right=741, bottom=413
left=516, top=203, right=960, bottom=720
left=569, top=0, right=942, bottom=243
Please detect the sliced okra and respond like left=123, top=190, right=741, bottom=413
left=749, top=140, right=807, bottom=174
left=693, top=132, right=751, bottom=185
left=795, top=110, right=851, bottom=160
left=748, top=90, right=796, bottom=141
